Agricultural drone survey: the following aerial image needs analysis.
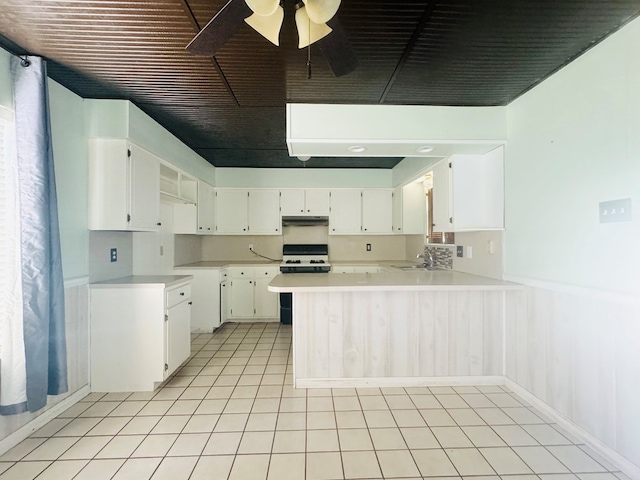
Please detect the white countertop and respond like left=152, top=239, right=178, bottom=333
left=268, top=270, right=522, bottom=292
left=91, top=275, right=192, bottom=288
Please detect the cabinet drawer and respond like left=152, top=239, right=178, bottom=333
left=226, top=267, right=253, bottom=278
left=255, top=267, right=278, bottom=278
left=167, top=284, right=191, bottom=308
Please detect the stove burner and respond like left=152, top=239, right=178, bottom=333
left=309, top=259, right=325, bottom=264
left=285, top=260, right=302, bottom=264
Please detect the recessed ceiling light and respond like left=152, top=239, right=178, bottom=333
left=416, top=146, right=434, bottom=153
left=348, top=145, right=366, bottom=153
left=297, top=155, right=311, bottom=161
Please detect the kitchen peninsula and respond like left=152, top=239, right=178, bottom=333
left=268, top=270, right=523, bottom=388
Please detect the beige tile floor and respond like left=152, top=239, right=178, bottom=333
left=0, top=322, right=630, bottom=480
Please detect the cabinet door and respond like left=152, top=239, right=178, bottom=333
left=165, top=300, right=191, bottom=377
left=280, top=189, right=306, bottom=215
left=305, top=189, right=330, bottom=215
left=392, top=186, right=403, bottom=233
left=220, top=280, right=230, bottom=323
left=197, top=182, right=216, bottom=234
left=431, top=159, right=453, bottom=232
left=129, top=144, right=160, bottom=230
left=215, top=189, right=249, bottom=233
left=249, top=189, right=281, bottom=234
left=329, top=190, right=361, bottom=234
left=254, top=277, right=279, bottom=318
left=402, top=182, right=426, bottom=235
left=362, top=189, right=393, bottom=234
left=229, top=278, right=255, bottom=318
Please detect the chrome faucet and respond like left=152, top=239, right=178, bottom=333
left=417, top=248, right=436, bottom=270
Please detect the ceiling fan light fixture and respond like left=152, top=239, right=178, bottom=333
left=348, top=145, right=366, bottom=153
left=295, top=6, right=332, bottom=48
left=416, top=145, right=434, bottom=153
left=245, top=0, right=280, bottom=17
left=244, top=6, right=284, bottom=46
left=303, top=0, right=341, bottom=24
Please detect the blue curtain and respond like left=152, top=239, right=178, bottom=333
left=2, top=55, right=68, bottom=414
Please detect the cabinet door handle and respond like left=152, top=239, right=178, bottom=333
left=180, top=292, right=185, bottom=296
left=157, top=222, right=162, bottom=226
left=188, top=301, right=193, bottom=305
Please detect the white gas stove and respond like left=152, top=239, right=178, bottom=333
left=279, top=244, right=331, bottom=273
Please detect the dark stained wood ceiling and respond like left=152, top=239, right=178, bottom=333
left=1, top=1, right=638, bottom=169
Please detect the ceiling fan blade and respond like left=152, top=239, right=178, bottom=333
left=245, top=6, right=284, bottom=46
left=295, top=6, right=332, bottom=49
left=317, top=17, right=358, bottom=77
left=245, top=0, right=280, bottom=17
left=186, top=0, right=252, bottom=55
left=303, top=0, right=341, bottom=24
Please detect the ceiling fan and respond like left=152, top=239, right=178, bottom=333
left=186, top=0, right=358, bottom=77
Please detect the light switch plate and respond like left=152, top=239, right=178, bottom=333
left=456, top=246, right=463, bottom=258
left=599, top=198, right=632, bottom=223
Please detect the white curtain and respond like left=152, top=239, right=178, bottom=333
left=0, top=113, right=28, bottom=409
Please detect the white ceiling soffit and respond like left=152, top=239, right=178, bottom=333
left=286, top=104, right=507, bottom=157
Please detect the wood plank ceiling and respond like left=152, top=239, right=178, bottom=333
left=0, top=1, right=638, bottom=169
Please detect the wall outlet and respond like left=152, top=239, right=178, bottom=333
left=366, top=243, right=371, bottom=251
left=466, top=246, right=473, bottom=259
left=110, top=248, right=117, bottom=262
left=487, top=240, right=495, bottom=254
left=599, top=198, right=632, bottom=223
left=249, top=244, right=254, bottom=251
left=456, top=245, right=463, bottom=258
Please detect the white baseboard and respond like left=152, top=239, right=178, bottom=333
left=505, top=379, right=640, bottom=480
left=0, top=385, right=90, bottom=456
left=296, top=376, right=506, bottom=389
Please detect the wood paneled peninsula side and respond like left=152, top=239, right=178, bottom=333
left=268, top=271, right=523, bottom=389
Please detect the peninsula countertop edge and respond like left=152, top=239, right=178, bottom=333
left=268, top=270, right=523, bottom=293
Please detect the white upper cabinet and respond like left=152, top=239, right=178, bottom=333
left=280, top=189, right=306, bottom=215
left=280, top=188, right=330, bottom=216
left=215, top=189, right=249, bottom=233
left=197, top=181, right=216, bottom=234
left=432, top=158, right=453, bottom=232
left=393, top=181, right=426, bottom=235
left=362, top=189, right=393, bottom=234
left=249, top=189, right=281, bottom=234
left=432, top=146, right=504, bottom=232
left=89, top=139, right=160, bottom=231
left=329, top=189, right=362, bottom=234
left=330, top=189, right=393, bottom=234
left=215, top=189, right=280, bottom=235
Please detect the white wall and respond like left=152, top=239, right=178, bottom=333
left=505, top=18, right=640, bottom=295
left=215, top=167, right=392, bottom=188
left=504, top=16, right=640, bottom=475
left=391, top=157, right=441, bottom=187
left=84, top=99, right=216, bottom=185
left=49, top=80, right=89, bottom=280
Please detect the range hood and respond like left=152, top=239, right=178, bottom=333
left=282, top=216, right=329, bottom=227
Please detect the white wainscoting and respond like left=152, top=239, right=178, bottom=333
left=504, top=281, right=640, bottom=473
left=0, top=278, right=90, bottom=455
left=293, top=290, right=508, bottom=384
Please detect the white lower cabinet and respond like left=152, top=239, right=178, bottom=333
left=90, top=277, right=192, bottom=392
left=174, top=268, right=221, bottom=332
left=223, top=266, right=279, bottom=321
